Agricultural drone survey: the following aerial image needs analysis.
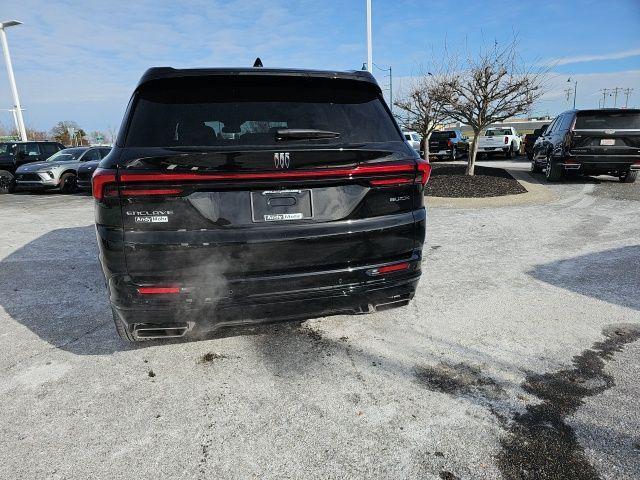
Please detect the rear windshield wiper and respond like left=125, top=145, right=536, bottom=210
left=275, top=129, right=341, bottom=141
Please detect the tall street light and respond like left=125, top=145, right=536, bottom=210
left=567, top=77, right=577, bottom=110
left=0, top=20, right=28, bottom=141
left=366, top=0, right=372, bottom=73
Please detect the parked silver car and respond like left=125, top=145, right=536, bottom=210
left=403, top=131, right=422, bottom=154
left=14, top=147, right=106, bottom=193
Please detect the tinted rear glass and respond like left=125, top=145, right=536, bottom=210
left=485, top=129, right=511, bottom=136
left=124, top=76, right=401, bottom=148
left=575, top=111, right=640, bottom=129
left=431, top=131, right=455, bottom=140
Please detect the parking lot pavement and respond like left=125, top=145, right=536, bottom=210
left=0, top=177, right=638, bottom=480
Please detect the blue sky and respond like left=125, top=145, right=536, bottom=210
left=0, top=0, right=639, bottom=134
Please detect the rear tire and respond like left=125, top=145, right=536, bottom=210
left=0, top=170, right=15, bottom=193
left=59, top=173, right=77, bottom=194
left=530, top=159, right=542, bottom=173
left=545, top=157, right=562, bottom=182
left=505, top=144, right=514, bottom=159
left=112, top=307, right=138, bottom=342
left=620, top=170, right=637, bottom=183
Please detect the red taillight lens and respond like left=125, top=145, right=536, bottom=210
left=417, top=159, right=431, bottom=185
left=369, top=177, right=414, bottom=186
left=504, top=136, right=509, bottom=144
left=92, top=168, right=117, bottom=201
left=367, top=262, right=410, bottom=276
left=137, top=286, right=181, bottom=295
left=120, top=188, right=183, bottom=197
left=447, top=140, right=452, bottom=148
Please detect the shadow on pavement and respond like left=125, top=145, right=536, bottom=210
left=0, top=225, right=131, bottom=355
left=529, top=245, right=640, bottom=311
left=0, top=225, right=331, bottom=355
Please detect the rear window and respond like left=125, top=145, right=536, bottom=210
left=485, top=129, right=511, bottom=136
left=124, top=76, right=402, bottom=148
left=0, top=143, right=16, bottom=155
left=575, top=111, right=640, bottom=129
left=431, top=131, right=456, bottom=140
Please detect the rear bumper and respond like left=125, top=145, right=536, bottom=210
left=14, top=180, right=58, bottom=190
left=560, top=155, right=639, bottom=172
left=76, top=179, right=92, bottom=190
left=110, top=258, right=422, bottom=336
left=477, top=146, right=509, bottom=153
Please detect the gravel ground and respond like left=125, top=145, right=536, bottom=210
left=425, top=164, right=527, bottom=198
left=0, top=168, right=638, bottom=480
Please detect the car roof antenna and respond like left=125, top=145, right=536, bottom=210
left=253, top=57, right=263, bottom=68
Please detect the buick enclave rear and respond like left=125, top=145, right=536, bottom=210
left=94, top=67, right=430, bottom=341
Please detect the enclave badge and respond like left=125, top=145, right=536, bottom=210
left=274, top=152, right=291, bottom=169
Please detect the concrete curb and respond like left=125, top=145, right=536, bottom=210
left=425, top=168, right=557, bottom=209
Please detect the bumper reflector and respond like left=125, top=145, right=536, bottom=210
left=367, top=262, right=410, bottom=276
left=137, top=286, right=181, bottom=295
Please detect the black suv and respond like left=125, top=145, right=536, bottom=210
left=0, top=141, right=66, bottom=192
left=532, top=109, right=640, bottom=182
left=94, top=67, right=430, bottom=341
left=427, top=129, right=469, bottom=160
left=523, top=124, right=548, bottom=160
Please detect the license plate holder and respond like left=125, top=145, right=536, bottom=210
left=600, top=138, right=616, bottom=146
left=250, top=189, right=313, bottom=222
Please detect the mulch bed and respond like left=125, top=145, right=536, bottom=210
left=425, top=164, right=527, bottom=198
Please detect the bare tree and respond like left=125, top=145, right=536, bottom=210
left=432, top=41, right=547, bottom=175
left=394, top=72, right=451, bottom=160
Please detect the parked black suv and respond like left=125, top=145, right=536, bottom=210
left=94, top=67, right=430, bottom=341
left=532, top=109, right=640, bottom=182
left=523, top=124, right=548, bottom=160
left=0, top=141, right=66, bottom=192
left=427, top=129, right=469, bottom=160
left=76, top=147, right=112, bottom=190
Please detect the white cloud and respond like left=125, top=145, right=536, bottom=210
left=544, top=48, right=640, bottom=67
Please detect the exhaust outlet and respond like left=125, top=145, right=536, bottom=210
left=134, top=324, right=191, bottom=339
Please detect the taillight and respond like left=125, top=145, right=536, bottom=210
left=447, top=140, right=452, bottom=148
left=369, top=177, right=414, bottom=186
left=120, top=188, right=183, bottom=197
left=137, top=286, right=181, bottom=295
left=504, top=136, right=509, bottom=144
left=92, top=168, right=117, bottom=201
left=417, top=159, right=432, bottom=185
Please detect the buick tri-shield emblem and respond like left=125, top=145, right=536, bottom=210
left=274, top=152, right=290, bottom=169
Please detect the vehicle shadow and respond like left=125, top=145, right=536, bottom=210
left=0, top=225, right=344, bottom=355
left=528, top=171, right=622, bottom=185
left=0, top=225, right=131, bottom=355
left=528, top=245, right=640, bottom=311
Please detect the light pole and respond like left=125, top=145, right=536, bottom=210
left=567, top=78, right=577, bottom=109
left=373, top=63, right=392, bottom=115
left=0, top=20, right=27, bottom=141
left=366, top=0, right=372, bottom=73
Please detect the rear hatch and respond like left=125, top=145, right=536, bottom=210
left=570, top=110, right=640, bottom=159
left=478, top=129, right=511, bottom=149
left=429, top=131, right=455, bottom=152
left=101, top=74, right=428, bottom=295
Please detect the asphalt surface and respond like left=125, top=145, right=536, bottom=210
left=0, top=163, right=638, bottom=479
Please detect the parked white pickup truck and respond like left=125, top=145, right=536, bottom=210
left=476, top=127, right=521, bottom=158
